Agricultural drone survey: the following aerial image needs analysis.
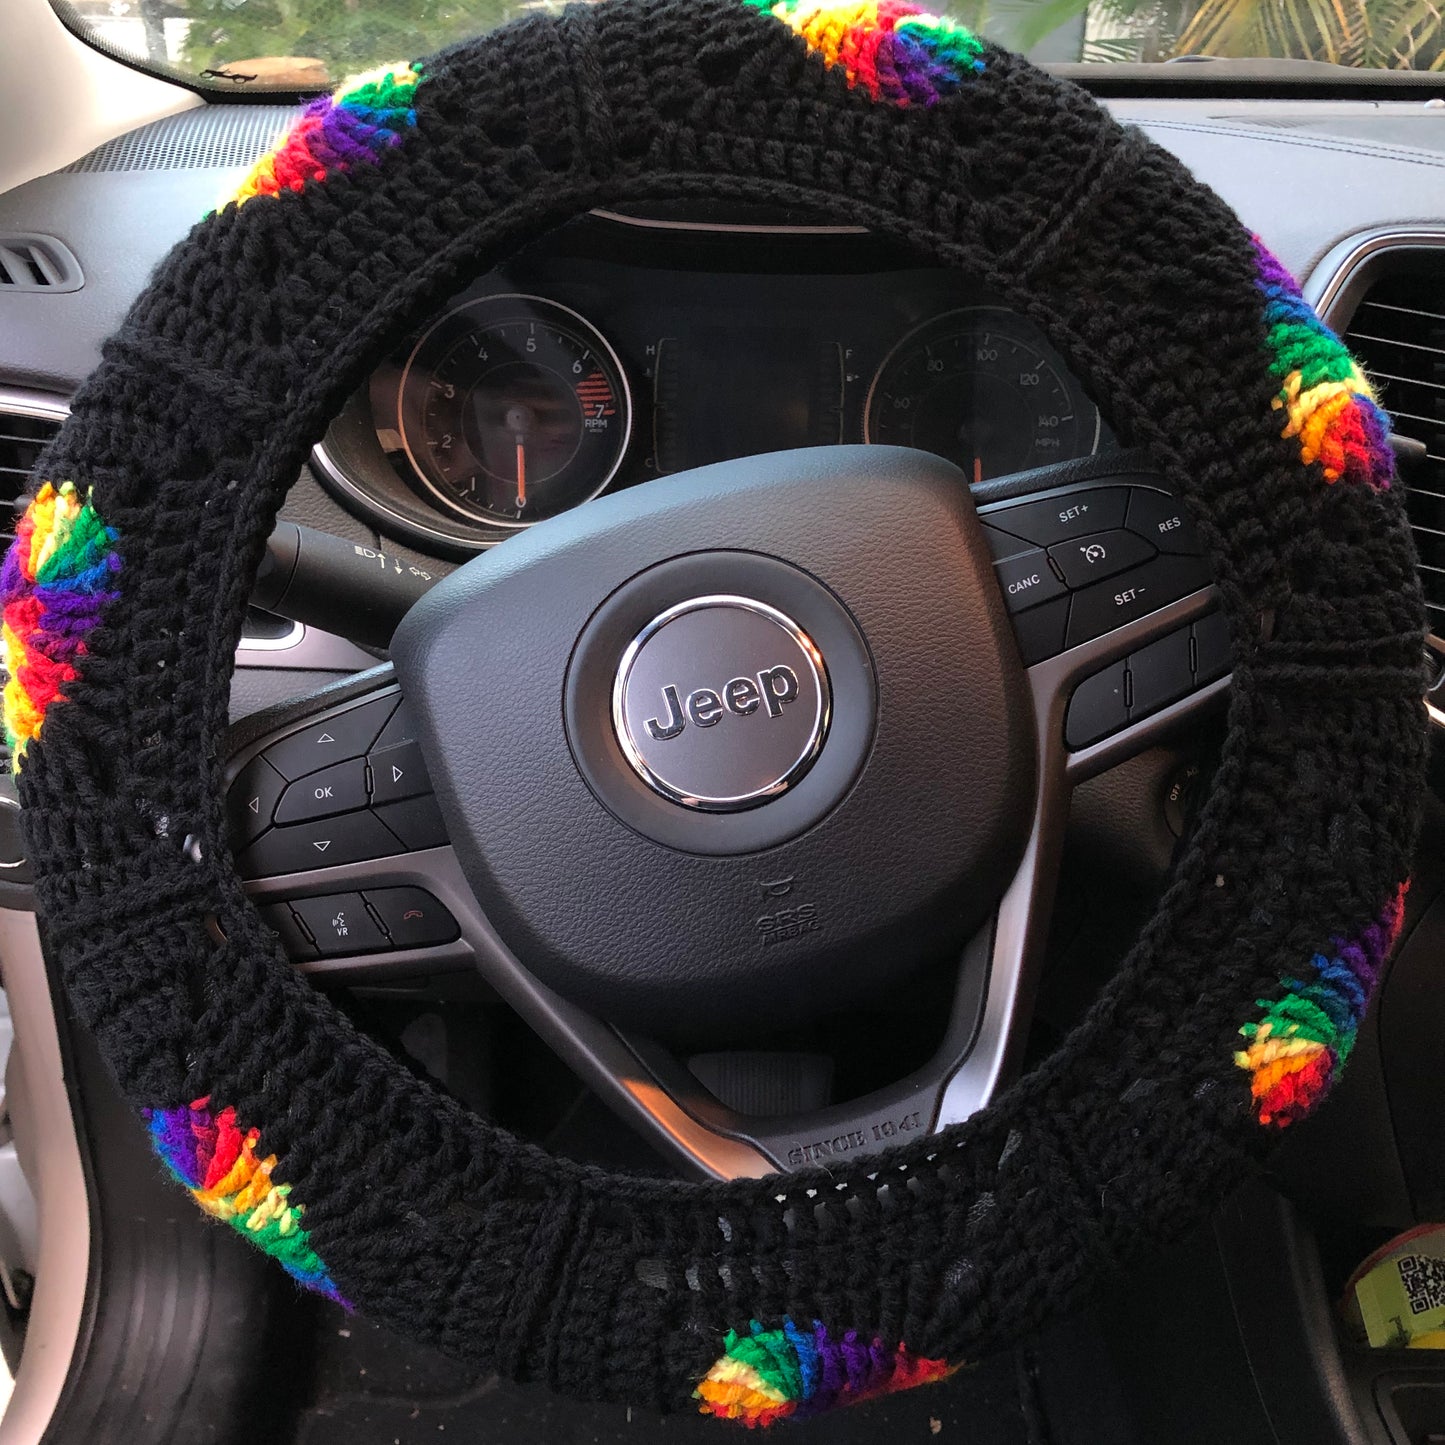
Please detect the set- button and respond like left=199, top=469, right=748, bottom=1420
left=258, top=886, right=460, bottom=961
left=983, top=483, right=1209, bottom=664
left=227, top=692, right=448, bottom=878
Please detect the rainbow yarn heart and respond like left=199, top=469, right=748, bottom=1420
left=1253, top=238, right=1393, bottom=488
left=696, top=1318, right=952, bottom=1425
left=747, top=0, right=986, bottom=106
left=0, top=481, right=121, bottom=768
left=1236, top=883, right=1408, bottom=1126
left=147, top=1096, right=346, bottom=1304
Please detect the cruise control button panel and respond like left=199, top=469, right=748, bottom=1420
left=227, top=691, right=449, bottom=878
left=1064, top=611, right=1232, bottom=751
left=260, top=887, right=460, bottom=962
left=981, top=482, right=1213, bottom=664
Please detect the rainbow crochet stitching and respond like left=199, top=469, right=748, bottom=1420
left=0, top=482, right=121, bottom=769
left=746, top=0, right=985, bottom=106
left=695, top=1319, right=952, bottom=1425
left=229, top=62, right=423, bottom=210
left=146, top=1096, right=347, bottom=1304
left=1236, top=883, right=1408, bottom=1127
left=1252, top=238, right=1393, bottom=488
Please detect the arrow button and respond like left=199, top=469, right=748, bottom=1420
left=367, top=739, right=432, bottom=806
left=236, top=811, right=403, bottom=880
left=263, top=693, right=400, bottom=780
left=226, top=755, right=286, bottom=847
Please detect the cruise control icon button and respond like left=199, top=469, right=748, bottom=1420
left=1046, top=528, right=1154, bottom=589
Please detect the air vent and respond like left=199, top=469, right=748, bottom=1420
left=1342, top=262, right=1445, bottom=637
left=0, top=236, right=82, bottom=294
left=0, top=402, right=65, bottom=549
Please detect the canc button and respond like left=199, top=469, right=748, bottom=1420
left=363, top=887, right=459, bottom=949
left=993, top=549, right=1067, bottom=614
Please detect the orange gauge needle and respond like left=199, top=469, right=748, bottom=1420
left=973, top=456, right=983, bottom=485
left=515, top=435, right=527, bottom=512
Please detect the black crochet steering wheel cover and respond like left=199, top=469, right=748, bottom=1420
left=9, top=0, right=1426, bottom=1415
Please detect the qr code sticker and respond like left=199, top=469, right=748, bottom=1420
left=1397, top=1254, right=1445, bottom=1315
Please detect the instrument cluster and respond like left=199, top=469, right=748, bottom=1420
left=317, top=212, right=1112, bottom=555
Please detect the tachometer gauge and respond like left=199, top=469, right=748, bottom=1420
left=398, top=294, right=632, bottom=527
left=865, top=308, right=1099, bottom=482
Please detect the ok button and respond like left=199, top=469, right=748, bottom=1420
left=274, top=758, right=369, bottom=825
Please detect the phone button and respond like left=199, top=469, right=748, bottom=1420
left=363, top=887, right=460, bottom=950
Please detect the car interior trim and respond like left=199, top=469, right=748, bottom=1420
left=0, top=908, right=89, bottom=1445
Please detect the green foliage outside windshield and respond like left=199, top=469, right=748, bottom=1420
left=62, top=0, right=1445, bottom=84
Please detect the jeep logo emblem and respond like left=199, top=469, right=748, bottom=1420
left=612, top=597, right=829, bottom=812
left=643, top=664, right=800, bottom=741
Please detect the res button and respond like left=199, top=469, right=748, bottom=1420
left=1126, top=489, right=1203, bottom=556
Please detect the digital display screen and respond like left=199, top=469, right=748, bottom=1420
left=655, top=328, right=840, bottom=473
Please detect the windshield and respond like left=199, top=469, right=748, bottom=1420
left=51, top=0, right=1445, bottom=91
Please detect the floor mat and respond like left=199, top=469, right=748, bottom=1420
left=294, top=1308, right=1037, bottom=1445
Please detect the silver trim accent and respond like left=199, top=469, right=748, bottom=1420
left=310, top=436, right=496, bottom=554
left=862, top=305, right=1103, bottom=472
left=233, top=617, right=306, bottom=652
left=612, top=595, right=830, bottom=811
left=1303, top=226, right=1445, bottom=316
left=588, top=209, right=870, bottom=236
left=396, top=293, right=634, bottom=531
left=0, top=388, right=68, bottom=427
left=241, top=843, right=776, bottom=1179
left=0, top=908, right=90, bottom=1445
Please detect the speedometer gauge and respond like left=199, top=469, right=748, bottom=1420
left=398, top=294, right=632, bottom=528
left=865, top=308, right=1099, bottom=482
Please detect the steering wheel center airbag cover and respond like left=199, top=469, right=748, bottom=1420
left=390, top=446, right=1033, bottom=1031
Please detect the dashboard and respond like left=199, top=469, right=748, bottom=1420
left=318, top=216, right=1110, bottom=553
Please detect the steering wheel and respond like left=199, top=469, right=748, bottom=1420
left=2, top=0, right=1427, bottom=1425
